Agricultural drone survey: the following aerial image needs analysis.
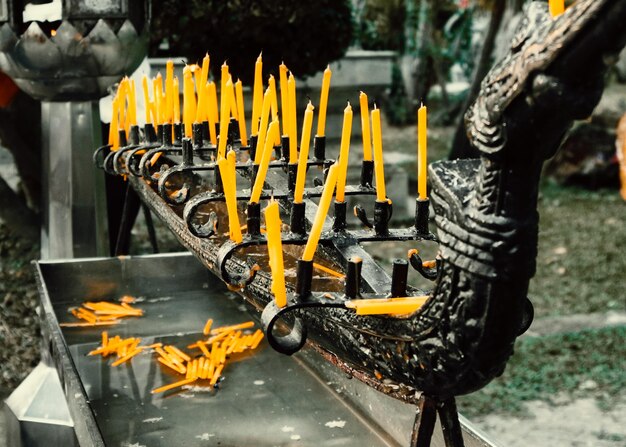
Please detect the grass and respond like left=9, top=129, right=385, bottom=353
left=457, top=326, right=626, bottom=418
left=530, top=183, right=626, bottom=317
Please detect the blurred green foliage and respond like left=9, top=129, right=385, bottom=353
left=149, top=0, right=353, bottom=83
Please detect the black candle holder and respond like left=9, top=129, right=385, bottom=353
left=156, top=124, right=164, bottom=144
left=313, top=135, right=326, bottom=160
left=246, top=201, right=261, bottom=236
left=295, top=259, right=314, bottom=298
left=281, top=136, right=290, bottom=161
left=345, top=257, right=363, bottom=299
left=288, top=163, right=297, bottom=193
left=173, top=123, right=183, bottom=145
left=333, top=201, right=347, bottom=232
left=249, top=134, right=258, bottom=161
left=214, top=163, right=223, bottom=194
left=415, top=198, right=430, bottom=234
left=373, top=200, right=392, bottom=236
left=118, top=129, right=128, bottom=148
left=144, top=123, right=158, bottom=143
left=390, top=259, right=409, bottom=297
left=360, top=160, right=374, bottom=188
left=128, top=125, right=140, bottom=145
left=181, top=138, right=194, bottom=166
left=290, top=202, right=307, bottom=236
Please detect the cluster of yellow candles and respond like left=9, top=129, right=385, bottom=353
left=108, top=77, right=137, bottom=151
left=87, top=319, right=263, bottom=395
left=61, top=298, right=143, bottom=328
left=108, top=53, right=432, bottom=317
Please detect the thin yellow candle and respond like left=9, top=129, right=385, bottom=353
left=359, top=92, right=372, bottom=161
left=118, top=79, right=127, bottom=133
left=265, top=200, right=287, bottom=308
left=207, top=81, right=219, bottom=124
left=220, top=62, right=229, bottom=100
left=109, top=96, right=119, bottom=149
left=227, top=75, right=238, bottom=121
left=141, top=75, right=151, bottom=124
left=217, top=157, right=243, bottom=244
left=217, top=77, right=233, bottom=159
left=199, top=53, right=210, bottom=102
left=254, top=85, right=273, bottom=164
left=235, top=79, right=248, bottom=146
left=371, top=106, right=386, bottom=202
left=128, top=79, right=137, bottom=126
left=549, top=0, right=565, bottom=18
left=294, top=102, right=315, bottom=203
left=155, top=73, right=163, bottom=123
left=335, top=103, right=353, bottom=203
left=316, top=65, right=332, bottom=137
left=165, top=59, right=174, bottom=123
left=287, top=72, right=298, bottom=163
left=250, top=121, right=279, bottom=203
left=194, top=77, right=206, bottom=123
left=345, top=296, right=429, bottom=316
left=417, top=104, right=428, bottom=200
left=302, top=163, right=339, bottom=261
left=183, top=66, right=194, bottom=137
left=251, top=53, right=263, bottom=136
left=279, top=62, right=289, bottom=136
left=268, top=75, right=281, bottom=145
left=205, top=82, right=217, bottom=145
left=173, top=77, right=180, bottom=123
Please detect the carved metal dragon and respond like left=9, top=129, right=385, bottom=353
left=94, top=1, right=626, bottom=445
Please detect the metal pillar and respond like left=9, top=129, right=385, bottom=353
left=40, top=100, right=108, bottom=259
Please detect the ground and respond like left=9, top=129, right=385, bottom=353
left=0, top=113, right=625, bottom=445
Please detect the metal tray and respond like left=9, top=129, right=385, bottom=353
left=34, top=253, right=498, bottom=446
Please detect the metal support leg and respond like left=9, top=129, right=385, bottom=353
left=438, top=398, right=465, bottom=447
left=41, top=101, right=108, bottom=259
left=410, top=396, right=437, bottom=447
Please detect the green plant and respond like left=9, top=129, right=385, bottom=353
left=149, top=0, right=353, bottom=83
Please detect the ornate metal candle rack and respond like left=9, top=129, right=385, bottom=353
left=94, top=1, right=626, bottom=445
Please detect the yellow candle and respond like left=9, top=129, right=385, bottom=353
left=205, top=82, right=217, bottom=145
left=335, top=103, right=353, bottom=203
left=359, top=92, right=372, bottom=161
left=217, top=156, right=243, bottom=243
left=194, top=77, right=206, bottom=124
left=217, top=77, right=233, bottom=159
left=254, top=84, right=274, bottom=164
left=287, top=72, right=298, bottom=163
left=227, top=76, right=238, bottom=121
left=109, top=97, right=119, bottom=149
left=372, top=106, right=386, bottom=202
left=165, top=59, right=174, bottom=123
left=118, top=79, right=127, bottom=133
left=279, top=63, right=289, bottom=136
left=235, top=80, right=248, bottom=146
left=251, top=53, right=263, bottom=136
left=199, top=53, right=210, bottom=103
left=250, top=121, right=279, bottom=203
left=418, top=104, right=428, bottom=200
left=142, top=75, right=151, bottom=124
left=302, top=163, right=339, bottom=261
left=207, top=81, right=219, bottom=124
left=549, top=0, right=565, bottom=17
left=316, top=65, right=332, bottom=137
left=183, top=66, right=194, bottom=137
left=173, top=77, right=180, bottom=123
left=220, top=61, right=229, bottom=100
left=345, top=296, right=429, bottom=316
left=129, top=79, right=137, bottom=126
left=268, top=75, right=281, bottom=145
left=264, top=201, right=287, bottom=308
left=294, top=102, right=315, bottom=203
left=154, top=73, right=163, bottom=124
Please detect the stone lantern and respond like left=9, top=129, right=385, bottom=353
left=0, top=0, right=150, bottom=258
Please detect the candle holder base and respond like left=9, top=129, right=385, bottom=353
left=295, top=259, right=313, bottom=298
left=247, top=201, right=261, bottom=236
left=250, top=134, right=258, bottom=161
left=374, top=200, right=392, bottom=236
left=281, top=136, right=290, bottom=161
left=288, top=163, right=297, bottom=193
left=360, top=160, right=374, bottom=188
left=290, top=202, right=307, bottom=236
left=345, top=258, right=363, bottom=299
left=314, top=135, right=326, bottom=160
left=415, top=198, right=430, bottom=234
left=333, top=201, right=348, bottom=232
left=390, top=259, right=409, bottom=297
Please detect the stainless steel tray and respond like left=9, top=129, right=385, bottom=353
left=34, top=253, right=498, bottom=446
